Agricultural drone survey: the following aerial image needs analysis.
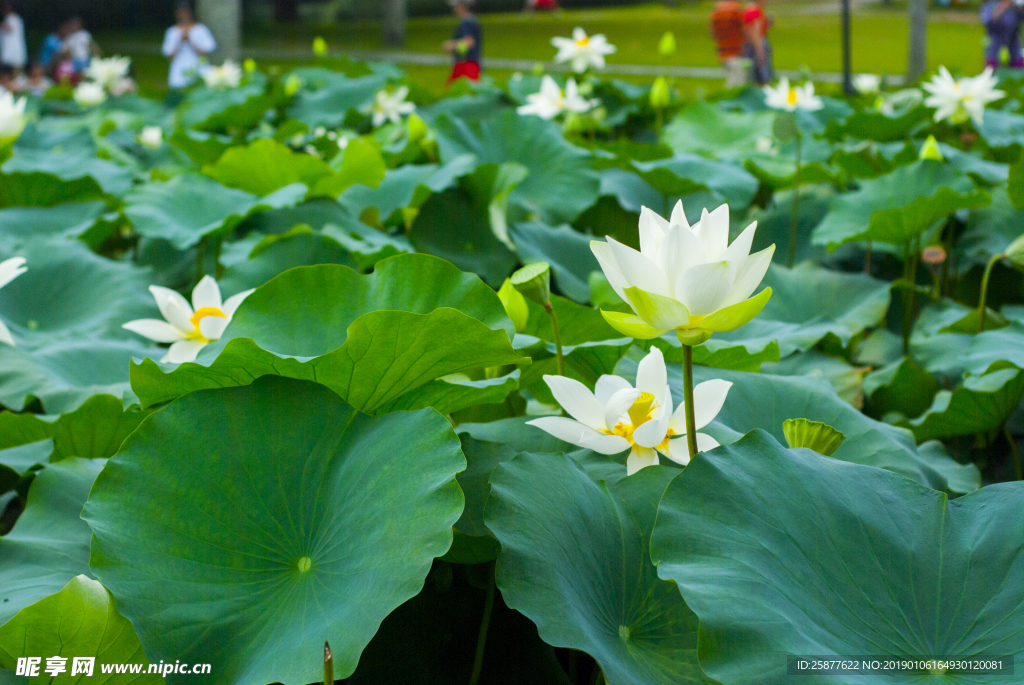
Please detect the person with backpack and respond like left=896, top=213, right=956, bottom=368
left=742, top=0, right=774, bottom=85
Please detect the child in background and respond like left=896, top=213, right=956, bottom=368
left=13, top=61, right=52, bottom=96
left=443, top=0, right=482, bottom=84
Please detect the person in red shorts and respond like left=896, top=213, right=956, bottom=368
left=443, top=0, right=481, bottom=84
left=741, top=0, right=774, bottom=85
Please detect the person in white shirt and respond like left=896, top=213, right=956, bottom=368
left=0, top=2, right=27, bottom=73
left=162, top=2, right=216, bottom=89
left=61, top=16, right=99, bottom=74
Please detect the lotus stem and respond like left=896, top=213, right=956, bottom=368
left=1006, top=426, right=1022, bottom=481
left=214, top=237, right=224, bottom=279
left=977, top=252, right=1002, bottom=334
left=324, top=641, right=333, bottom=685
left=682, top=344, right=699, bottom=461
left=864, top=241, right=872, bottom=274
left=544, top=302, right=565, bottom=376
left=787, top=134, right=802, bottom=268
left=901, top=241, right=919, bottom=354
left=196, top=237, right=205, bottom=285
left=468, top=564, right=496, bottom=685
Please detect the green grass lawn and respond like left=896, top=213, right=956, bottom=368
left=99, top=2, right=987, bottom=95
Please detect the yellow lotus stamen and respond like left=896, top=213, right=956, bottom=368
left=187, top=306, right=226, bottom=342
left=627, top=392, right=655, bottom=427
left=657, top=428, right=677, bottom=453
left=576, top=36, right=590, bottom=46
left=787, top=88, right=797, bottom=106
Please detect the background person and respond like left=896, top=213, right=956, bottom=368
left=443, top=0, right=481, bottom=83
left=13, top=61, right=51, bottom=95
left=62, top=17, right=100, bottom=74
left=742, top=0, right=774, bottom=85
left=981, top=0, right=1024, bottom=68
left=0, top=2, right=26, bottom=75
left=162, top=2, right=216, bottom=89
left=710, top=0, right=747, bottom=87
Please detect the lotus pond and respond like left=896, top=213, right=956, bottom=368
left=1, top=51, right=1024, bottom=685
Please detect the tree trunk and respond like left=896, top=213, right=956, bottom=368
left=197, top=0, right=242, bottom=62
left=382, top=0, right=407, bottom=47
left=274, top=0, right=300, bottom=22
left=906, top=0, right=928, bottom=83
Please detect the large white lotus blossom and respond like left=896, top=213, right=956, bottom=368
left=85, top=56, right=131, bottom=89
left=517, top=75, right=598, bottom=120
left=123, top=276, right=254, bottom=364
left=0, top=257, right=27, bottom=346
left=366, top=85, right=415, bottom=128
left=922, top=66, right=1004, bottom=126
left=139, top=126, right=163, bottom=149
left=0, top=92, right=27, bottom=147
left=591, top=200, right=774, bottom=344
left=527, top=347, right=730, bottom=474
left=551, top=27, right=616, bottom=73
left=764, top=77, right=823, bottom=112
left=202, top=60, right=243, bottom=89
left=73, top=81, right=107, bottom=108
left=853, top=73, right=880, bottom=95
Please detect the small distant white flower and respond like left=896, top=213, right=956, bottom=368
left=122, top=276, right=254, bottom=364
left=139, top=126, right=163, bottom=150
left=551, top=27, right=617, bottom=73
left=0, top=92, right=27, bottom=147
left=73, top=81, right=107, bottom=108
left=85, top=55, right=131, bottom=89
left=314, top=126, right=326, bottom=138
left=527, top=347, right=731, bottom=474
left=764, top=77, right=823, bottom=112
left=366, top=85, right=415, bottom=128
left=109, top=77, right=138, bottom=96
left=0, top=257, right=27, bottom=346
left=853, top=74, right=881, bottom=95
left=517, top=75, right=598, bottom=120
left=754, top=135, right=774, bottom=154
left=202, top=60, right=243, bottom=89
left=922, top=66, right=1004, bottom=126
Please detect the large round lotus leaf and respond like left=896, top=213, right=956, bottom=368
left=615, top=351, right=980, bottom=494
left=0, top=239, right=156, bottom=347
left=217, top=231, right=358, bottom=293
left=823, top=104, right=930, bottom=142
left=631, top=154, right=759, bottom=209
left=902, top=363, right=1024, bottom=441
left=486, top=452, right=712, bottom=685
left=339, top=155, right=475, bottom=226
left=83, top=376, right=465, bottom=685
left=712, top=262, right=891, bottom=356
left=960, top=188, right=1024, bottom=269
left=286, top=68, right=392, bottom=128
left=2, top=149, right=132, bottom=200
left=812, top=160, right=991, bottom=250
left=123, top=174, right=307, bottom=249
left=434, top=110, right=601, bottom=224
left=178, top=82, right=271, bottom=133
left=0, top=202, right=108, bottom=252
left=978, top=108, right=1024, bottom=149
left=202, top=137, right=333, bottom=196
left=0, top=575, right=161, bottom=684
left=652, top=430, right=1024, bottom=685
left=661, top=101, right=774, bottom=159
left=0, top=458, right=102, bottom=626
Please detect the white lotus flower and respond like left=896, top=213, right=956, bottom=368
left=0, top=257, right=27, bottom=346
left=109, top=77, right=138, bottom=96
left=122, top=276, right=254, bottom=364
left=922, top=66, right=1004, bottom=126
left=0, top=92, right=27, bottom=147
left=517, top=75, right=598, bottom=120
left=591, top=200, right=774, bottom=344
left=366, top=85, right=415, bottom=128
left=764, top=77, right=823, bottom=112
left=139, top=126, right=162, bottom=149
left=853, top=74, right=880, bottom=95
left=73, top=82, right=107, bottom=108
left=202, top=60, right=243, bottom=89
left=85, top=56, right=131, bottom=89
left=527, top=347, right=730, bottom=474
left=551, top=27, right=617, bottom=73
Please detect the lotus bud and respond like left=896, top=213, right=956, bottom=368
left=650, top=76, right=670, bottom=109
left=312, top=36, right=328, bottom=56
left=243, top=58, right=257, bottom=73
left=498, top=278, right=530, bottom=333
left=407, top=113, right=428, bottom=142
left=919, top=135, right=944, bottom=161
left=511, top=262, right=552, bottom=306
left=1005, top=233, right=1024, bottom=270
left=658, top=31, right=676, bottom=56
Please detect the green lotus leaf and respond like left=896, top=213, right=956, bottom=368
left=123, top=174, right=307, bottom=250
left=218, top=231, right=358, bottom=293
left=130, top=254, right=525, bottom=411
left=286, top=68, right=394, bottom=129
left=1, top=149, right=132, bottom=204
left=714, top=263, right=891, bottom=356
left=168, top=126, right=233, bottom=165
left=202, top=137, right=333, bottom=196
left=654, top=336, right=781, bottom=372
left=616, top=350, right=980, bottom=493
left=0, top=458, right=102, bottom=626
left=812, top=160, right=991, bottom=250
left=913, top=319, right=1024, bottom=379
left=84, top=377, right=465, bottom=685
left=661, top=100, right=774, bottom=159
left=311, top=138, right=388, bottom=199
left=178, top=82, right=270, bottom=133
left=823, top=104, right=930, bottom=142
left=901, top=363, right=1024, bottom=441
left=509, top=221, right=600, bottom=304
left=743, top=152, right=841, bottom=190
left=781, top=417, right=845, bottom=455
left=977, top=107, right=1024, bottom=150
left=0, top=439, right=50, bottom=479
left=864, top=355, right=939, bottom=419
left=631, top=153, right=759, bottom=209
left=764, top=350, right=869, bottom=408
left=486, top=453, right=711, bottom=685
left=960, top=188, right=1024, bottom=269
left=443, top=435, right=514, bottom=564
left=0, top=575, right=160, bottom=684
left=0, top=414, right=50, bottom=451
left=434, top=110, right=601, bottom=224
left=651, top=430, right=1024, bottom=685
left=0, top=202, right=109, bottom=252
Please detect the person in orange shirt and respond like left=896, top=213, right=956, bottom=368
left=710, top=0, right=747, bottom=87
left=742, top=0, right=774, bottom=85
